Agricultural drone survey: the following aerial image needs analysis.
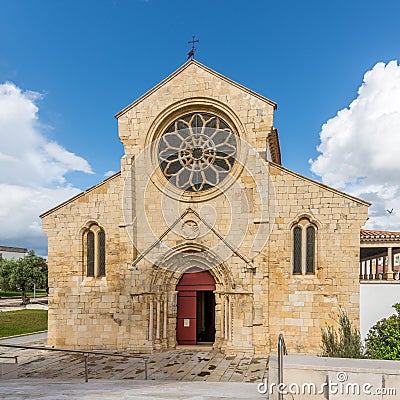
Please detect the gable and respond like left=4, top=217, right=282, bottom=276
left=40, top=171, right=121, bottom=219
left=115, top=60, right=279, bottom=160
left=115, top=59, right=277, bottom=119
left=269, top=162, right=371, bottom=207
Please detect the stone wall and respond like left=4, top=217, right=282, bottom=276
left=116, top=61, right=276, bottom=158
left=41, top=60, right=369, bottom=355
left=267, top=164, right=368, bottom=354
left=268, top=354, right=400, bottom=400
left=41, top=173, right=136, bottom=350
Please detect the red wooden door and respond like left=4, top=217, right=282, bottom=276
left=176, top=270, right=216, bottom=345
left=176, top=291, right=197, bottom=344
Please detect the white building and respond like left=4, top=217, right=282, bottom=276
left=360, top=229, right=400, bottom=337
left=0, top=246, right=27, bottom=261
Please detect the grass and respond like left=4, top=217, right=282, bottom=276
left=0, top=310, right=48, bottom=338
left=0, top=289, right=47, bottom=298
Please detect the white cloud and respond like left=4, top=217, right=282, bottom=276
left=44, top=142, right=93, bottom=176
left=104, top=170, right=117, bottom=178
left=310, top=60, right=400, bottom=230
left=0, top=82, right=93, bottom=254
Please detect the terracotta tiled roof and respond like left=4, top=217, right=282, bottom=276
left=360, top=229, right=400, bottom=240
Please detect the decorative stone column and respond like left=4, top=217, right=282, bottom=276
left=227, top=295, right=232, bottom=342
left=220, top=294, right=225, bottom=340
left=212, top=292, right=223, bottom=351
left=163, top=298, right=167, bottom=340
left=156, top=298, right=161, bottom=340
left=148, top=300, right=154, bottom=342
left=224, top=295, right=229, bottom=341
left=169, top=291, right=178, bottom=348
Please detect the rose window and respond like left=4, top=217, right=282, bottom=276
left=158, top=113, right=237, bottom=192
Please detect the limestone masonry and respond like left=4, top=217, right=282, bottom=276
left=41, top=60, right=369, bottom=354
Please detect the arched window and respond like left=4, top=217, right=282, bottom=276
left=87, top=231, right=95, bottom=277
left=98, top=230, right=106, bottom=277
left=292, top=219, right=316, bottom=275
left=293, top=226, right=302, bottom=274
left=306, top=226, right=315, bottom=274
left=84, top=224, right=106, bottom=277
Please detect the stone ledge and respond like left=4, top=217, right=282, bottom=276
left=268, top=354, right=400, bottom=400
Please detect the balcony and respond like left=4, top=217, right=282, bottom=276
left=360, top=229, right=400, bottom=282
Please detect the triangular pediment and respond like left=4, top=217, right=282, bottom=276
left=115, top=59, right=277, bottom=118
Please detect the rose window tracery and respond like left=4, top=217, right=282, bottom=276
left=158, top=113, right=237, bottom=192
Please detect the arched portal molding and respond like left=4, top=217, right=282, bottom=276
left=148, top=243, right=235, bottom=292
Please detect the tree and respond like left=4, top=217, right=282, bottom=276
left=0, top=258, right=14, bottom=291
left=0, top=250, right=48, bottom=304
left=320, top=307, right=365, bottom=358
left=365, top=303, right=400, bottom=360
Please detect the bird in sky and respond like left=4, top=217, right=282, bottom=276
left=386, top=208, right=394, bottom=214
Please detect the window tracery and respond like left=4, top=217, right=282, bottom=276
left=292, top=218, right=316, bottom=275
left=158, top=112, right=237, bottom=192
left=84, top=223, right=106, bottom=277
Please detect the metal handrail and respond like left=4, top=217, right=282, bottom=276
left=277, top=333, right=288, bottom=400
left=0, top=343, right=148, bottom=382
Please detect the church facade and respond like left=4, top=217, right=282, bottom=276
left=41, top=60, right=369, bottom=354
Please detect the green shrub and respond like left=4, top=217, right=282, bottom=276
left=365, top=303, right=400, bottom=360
left=320, top=307, right=364, bottom=358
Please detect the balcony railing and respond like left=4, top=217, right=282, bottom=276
left=360, top=261, right=400, bottom=281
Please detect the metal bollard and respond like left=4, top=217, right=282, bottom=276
left=84, top=353, right=89, bottom=382
left=143, top=357, right=149, bottom=380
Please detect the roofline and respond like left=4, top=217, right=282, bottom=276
left=361, top=238, right=400, bottom=243
left=361, top=229, right=400, bottom=235
left=0, top=246, right=27, bottom=253
left=40, top=165, right=370, bottom=218
left=269, top=162, right=371, bottom=207
left=40, top=171, right=121, bottom=219
left=360, top=229, right=400, bottom=242
left=114, top=59, right=277, bottom=119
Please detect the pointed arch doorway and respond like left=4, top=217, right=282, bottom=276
left=176, top=269, right=216, bottom=345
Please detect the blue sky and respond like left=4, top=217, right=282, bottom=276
left=1, top=0, right=400, bottom=254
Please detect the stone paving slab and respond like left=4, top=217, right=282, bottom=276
left=0, top=335, right=269, bottom=383
left=13, top=350, right=268, bottom=382
left=0, top=379, right=265, bottom=400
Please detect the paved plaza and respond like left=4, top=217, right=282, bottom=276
left=1, top=338, right=268, bottom=382
left=0, top=333, right=268, bottom=399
